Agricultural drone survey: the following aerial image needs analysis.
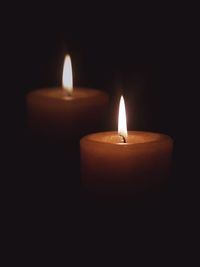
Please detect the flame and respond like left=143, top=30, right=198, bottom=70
left=118, top=95, right=128, bottom=142
left=62, top=54, right=73, bottom=95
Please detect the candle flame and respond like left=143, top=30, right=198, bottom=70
left=118, top=95, right=128, bottom=142
left=62, top=54, right=73, bottom=95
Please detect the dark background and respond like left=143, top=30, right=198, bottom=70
left=2, top=3, right=196, bottom=263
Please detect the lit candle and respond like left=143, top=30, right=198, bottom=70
left=26, top=55, right=109, bottom=139
left=80, top=96, right=173, bottom=197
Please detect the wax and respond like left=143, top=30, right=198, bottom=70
left=26, top=87, right=109, bottom=138
left=81, top=131, right=173, bottom=196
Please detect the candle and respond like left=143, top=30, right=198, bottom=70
left=26, top=55, right=109, bottom=139
left=81, top=96, right=173, bottom=197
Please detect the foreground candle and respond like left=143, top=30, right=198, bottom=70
left=80, top=96, right=173, bottom=196
left=26, top=55, right=109, bottom=138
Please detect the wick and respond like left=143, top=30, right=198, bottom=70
left=62, top=89, right=73, bottom=98
left=120, top=135, right=127, bottom=143
left=66, top=91, right=73, bottom=97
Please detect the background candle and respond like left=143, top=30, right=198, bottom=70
left=27, top=87, right=108, bottom=138
left=81, top=96, right=173, bottom=197
left=26, top=55, right=109, bottom=139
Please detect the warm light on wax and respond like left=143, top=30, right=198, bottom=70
left=62, top=54, right=73, bottom=95
left=118, top=95, right=127, bottom=142
left=81, top=96, right=173, bottom=196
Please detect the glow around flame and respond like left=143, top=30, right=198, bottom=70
left=118, top=95, right=128, bottom=142
left=62, top=54, right=73, bottom=95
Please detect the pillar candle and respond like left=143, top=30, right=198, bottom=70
left=26, top=55, right=109, bottom=139
left=80, top=96, right=173, bottom=197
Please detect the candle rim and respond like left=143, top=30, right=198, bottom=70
left=81, top=131, right=173, bottom=147
left=27, top=87, right=109, bottom=102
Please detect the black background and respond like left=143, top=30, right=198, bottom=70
left=2, top=2, right=197, bottom=264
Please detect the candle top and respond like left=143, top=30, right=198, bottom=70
left=28, top=87, right=109, bottom=104
left=29, top=87, right=104, bottom=99
left=82, top=131, right=173, bottom=147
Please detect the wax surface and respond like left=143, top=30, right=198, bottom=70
left=31, top=87, right=107, bottom=103
left=86, top=131, right=164, bottom=144
left=80, top=131, right=173, bottom=196
left=27, top=88, right=109, bottom=138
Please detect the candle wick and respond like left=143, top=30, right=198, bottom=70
left=62, top=88, right=73, bottom=98
left=120, top=134, right=127, bottom=143
left=67, top=92, right=72, bottom=97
